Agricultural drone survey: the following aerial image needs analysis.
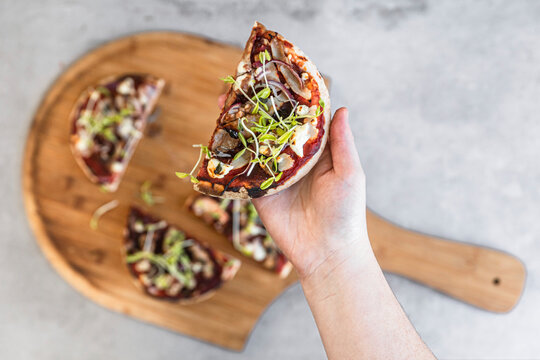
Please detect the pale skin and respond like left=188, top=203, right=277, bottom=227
left=218, top=96, right=435, bottom=359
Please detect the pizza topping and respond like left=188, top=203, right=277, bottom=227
left=176, top=24, right=327, bottom=196
left=139, top=180, right=164, bottom=206
left=117, top=77, right=135, bottom=95
left=89, top=199, right=119, bottom=230
left=125, top=208, right=240, bottom=300
left=187, top=195, right=292, bottom=277
left=276, top=153, right=294, bottom=172
left=70, top=74, right=164, bottom=192
left=111, top=161, right=124, bottom=173
left=207, top=158, right=234, bottom=178
left=290, top=121, right=318, bottom=157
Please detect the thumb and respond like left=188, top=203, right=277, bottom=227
left=329, top=107, right=361, bottom=177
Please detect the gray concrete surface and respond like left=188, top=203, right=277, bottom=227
left=1, top=0, right=539, bottom=358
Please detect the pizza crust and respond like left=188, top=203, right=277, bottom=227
left=195, top=22, right=331, bottom=199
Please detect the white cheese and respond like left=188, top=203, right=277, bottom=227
left=301, top=72, right=309, bottom=81
left=207, top=158, right=234, bottom=179
left=290, top=122, right=318, bottom=157
left=117, top=77, right=135, bottom=95
left=276, top=153, right=294, bottom=171
left=117, top=117, right=135, bottom=139
left=252, top=240, right=267, bottom=262
left=75, top=130, right=92, bottom=155
left=296, top=105, right=309, bottom=116
left=138, top=89, right=149, bottom=105
left=111, top=161, right=124, bottom=173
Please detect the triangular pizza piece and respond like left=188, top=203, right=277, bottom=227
left=178, top=22, right=330, bottom=199
left=186, top=194, right=292, bottom=278
left=70, top=74, right=164, bottom=192
left=124, top=207, right=241, bottom=302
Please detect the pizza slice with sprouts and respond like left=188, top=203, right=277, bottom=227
left=186, top=194, right=292, bottom=278
left=124, top=207, right=240, bottom=302
left=176, top=22, right=330, bottom=199
left=70, top=74, right=165, bottom=192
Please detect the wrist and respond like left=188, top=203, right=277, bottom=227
left=299, top=237, right=379, bottom=298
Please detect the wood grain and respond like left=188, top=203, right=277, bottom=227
left=22, top=32, right=525, bottom=351
left=367, top=211, right=525, bottom=313
left=23, top=32, right=297, bottom=351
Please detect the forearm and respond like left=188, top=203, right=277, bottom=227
left=301, top=241, right=435, bottom=360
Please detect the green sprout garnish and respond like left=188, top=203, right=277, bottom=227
left=260, top=177, right=274, bottom=190
left=97, top=86, right=111, bottom=96
left=126, top=227, right=196, bottom=288
left=140, top=180, right=164, bottom=206
left=175, top=144, right=212, bottom=184
left=90, top=199, right=119, bottom=230
left=179, top=50, right=324, bottom=191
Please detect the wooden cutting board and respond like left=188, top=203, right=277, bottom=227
left=22, top=32, right=526, bottom=351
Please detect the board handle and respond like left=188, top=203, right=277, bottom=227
left=366, top=211, right=526, bottom=313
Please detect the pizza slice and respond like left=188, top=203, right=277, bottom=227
left=186, top=194, right=292, bottom=278
left=70, top=74, right=165, bottom=192
left=124, top=207, right=240, bottom=302
left=177, top=22, right=330, bottom=199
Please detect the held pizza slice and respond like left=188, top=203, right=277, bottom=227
left=177, top=22, right=330, bottom=199
left=70, top=74, right=165, bottom=192
left=123, top=207, right=240, bottom=302
left=186, top=194, right=292, bottom=278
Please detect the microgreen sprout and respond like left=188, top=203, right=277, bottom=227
left=175, top=144, right=211, bottom=184
left=140, top=180, right=164, bottom=206
left=90, top=199, right=119, bottom=230
left=126, top=227, right=196, bottom=288
left=178, top=52, right=324, bottom=191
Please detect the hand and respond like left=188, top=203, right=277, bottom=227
left=253, top=107, right=370, bottom=278
left=217, top=95, right=370, bottom=278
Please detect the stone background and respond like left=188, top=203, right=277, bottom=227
left=1, top=0, right=539, bottom=358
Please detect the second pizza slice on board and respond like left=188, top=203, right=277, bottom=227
left=186, top=194, right=292, bottom=278
left=124, top=207, right=240, bottom=303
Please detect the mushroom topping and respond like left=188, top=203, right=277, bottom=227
left=166, top=282, right=183, bottom=297
left=211, top=128, right=240, bottom=155
left=270, top=38, right=311, bottom=100
left=259, top=144, right=272, bottom=157
left=190, top=244, right=210, bottom=262
left=230, top=149, right=250, bottom=169
left=202, top=263, right=215, bottom=279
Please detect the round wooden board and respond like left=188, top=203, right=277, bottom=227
left=23, top=32, right=297, bottom=351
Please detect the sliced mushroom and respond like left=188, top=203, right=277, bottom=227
left=166, top=281, right=183, bottom=296
left=259, top=144, right=272, bottom=156
left=211, top=129, right=240, bottom=154
left=230, top=149, right=250, bottom=169
left=202, top=263, right=214, bottom=279
left=190, top=245, right=210, bottom=262
left=270, top=38, right=311, bottom=100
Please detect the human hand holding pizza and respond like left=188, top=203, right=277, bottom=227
left=217, top=95, right=435, bottom=359
left=251, top=107, right=370, bottom=279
